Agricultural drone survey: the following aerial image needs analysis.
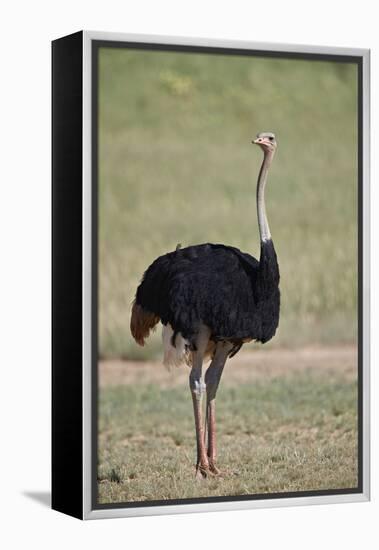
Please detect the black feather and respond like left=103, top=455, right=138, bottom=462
left=134, top=241, right=280, bottom=350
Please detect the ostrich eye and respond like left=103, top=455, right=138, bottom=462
left=269, top=136, right=274, bottom=141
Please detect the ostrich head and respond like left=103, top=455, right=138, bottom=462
left=252, top=132, right=277, bottom=153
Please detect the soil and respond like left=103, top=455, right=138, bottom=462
left=99, top=345, right=357, bottom=388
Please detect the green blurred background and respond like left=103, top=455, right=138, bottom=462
left=98, top=47, right=358, bottom=360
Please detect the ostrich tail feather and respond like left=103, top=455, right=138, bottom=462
left=130, top=301, right=159, bottom=346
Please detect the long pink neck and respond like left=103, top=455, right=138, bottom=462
left=256, top=149, right=275, bottom=243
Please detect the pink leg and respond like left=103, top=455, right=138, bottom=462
left=205, top=342, right=233, bottom=474
left=207, top=400, right=219, bottom=473
left=191, top=385, right=209, bottom=477
left=189, top=328, right=211, bottom=478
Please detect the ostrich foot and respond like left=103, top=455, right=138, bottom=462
left=208, top=462, right=222, bottom=476
left=195, top=462, right=222, bottom=479
left=195, top=467, right=207, bottom=480
left=195, top=463, right=209, bottom=480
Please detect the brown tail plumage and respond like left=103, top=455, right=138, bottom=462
left=130, top=301, right=160, bottom=346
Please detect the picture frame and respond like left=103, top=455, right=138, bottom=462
left=52, top=30, right=370, bottom=520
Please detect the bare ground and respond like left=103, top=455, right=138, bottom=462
left=99, top=345, right=357, bottom=388
left=98, top=345, right=358, bottom=503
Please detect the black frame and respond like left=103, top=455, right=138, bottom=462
left=52, top=31, right=83, bottom=519
left=52, top=31, right=365, bottom=520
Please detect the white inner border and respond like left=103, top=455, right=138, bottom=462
left=82, top=31, right=370, bottom=520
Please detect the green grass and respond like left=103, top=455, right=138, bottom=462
left=97, top=367, right=358, bottom=503
left=98, top=47, right=358, bottom=359
left=97, top=52, right=359, bottom=502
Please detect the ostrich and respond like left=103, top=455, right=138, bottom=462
left=130, top=132, right=280, bottom=478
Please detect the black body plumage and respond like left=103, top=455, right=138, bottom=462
left=134, top=241, right=280, bottom=350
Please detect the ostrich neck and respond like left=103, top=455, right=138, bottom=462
left=255, top=148, right=279, bottom=291
left=256, top=149, right=274, bottom=244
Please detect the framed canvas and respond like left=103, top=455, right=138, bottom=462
left=52, top=30, right=370, bottom=520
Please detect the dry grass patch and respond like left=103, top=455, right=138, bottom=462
left=97, top=346, right=358, bottom=504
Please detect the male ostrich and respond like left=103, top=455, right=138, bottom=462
left=130, top=132, right=280, bottom=478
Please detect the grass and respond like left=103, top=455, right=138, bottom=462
left=96, top=50, right=359, bottom=503
left=97, top=349, right=358, bottom=503
left=98, top=47, right=358, bottom=359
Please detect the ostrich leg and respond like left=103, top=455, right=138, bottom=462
left=204, top=342, right=234, bottom=475
left=189, top=327, right=211, bottom=478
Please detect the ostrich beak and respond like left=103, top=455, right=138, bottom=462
left=252, top=138, right=261, bottom=144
